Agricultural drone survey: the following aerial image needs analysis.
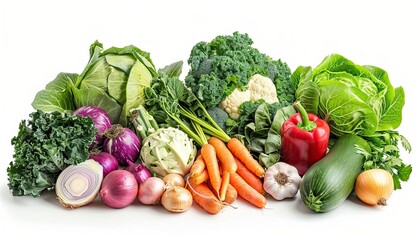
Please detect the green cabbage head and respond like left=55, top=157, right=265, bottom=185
left=293, top=54, right=404, bottom=137
left=141, top=127, right=197, bottom=177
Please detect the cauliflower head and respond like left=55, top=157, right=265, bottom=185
left=219, top=88, right=251, bottom=120
left=248, top=74, right=279, bottom=104
left=219, top=74, right=279, bottom=120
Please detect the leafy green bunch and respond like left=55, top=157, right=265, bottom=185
left=7, top=111, right=96, bottom=197
left=144, top=62, right=230, bottom=147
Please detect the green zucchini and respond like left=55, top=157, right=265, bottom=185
left=299, top=134, right=371, bottom=213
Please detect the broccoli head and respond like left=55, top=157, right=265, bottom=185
left=206, top=106, right=229, bottom=131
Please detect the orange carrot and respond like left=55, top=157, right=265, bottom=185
left=208, top=137, right=237, bottom=173
left=189, top=154, right=206, bottom=178
left=230, top=172, right=266, bottom=208
left=234, top=156, right=265, bottom=195
left=201, top=143, right=221, bottom=195
left=219, top=170, right=230, bottom=201
left=186, top=179, right=224, bottom=214
left=192, top=169, right=209, bottom=185
left=227, top=138, right=265, bottom=178
left=224, top=184, right=237, bottom=204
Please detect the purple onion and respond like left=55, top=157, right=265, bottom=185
left=124, top=161, right=152, bottom=185
left=89, top=151, right=119, bottom=177
left=100, top=170, right=138, bottom=209
left=74, top=106, right=112, bottom=147
left=103, top=124, right=141, bottom=166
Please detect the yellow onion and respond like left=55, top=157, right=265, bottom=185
left=163, top=173, right=185, bottom=188
left=161, top=186, right=192, bottom=213
left=355, top=169, right=394, bottom=206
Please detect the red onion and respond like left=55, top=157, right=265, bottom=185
left=100, top=170, right=138, bottom=209
left=74, top=106, right=112, bottom=146
left=103, top=124, right=141, bottom=166
left=89, top=151, right=119, bottom=177
left=124, top=161, right=152, bottom=185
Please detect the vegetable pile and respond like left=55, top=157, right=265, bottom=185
left=6, top=32, right=412, bottom=215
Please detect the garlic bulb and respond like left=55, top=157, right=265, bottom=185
left=263, top=162, right=302, bottom=200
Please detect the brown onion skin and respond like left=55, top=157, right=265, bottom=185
left=161, top=186, right=193, bottom=213
left=163, top=173, right=186, bottom=188
left=100, top=170, right=138, bottom=208
left=355, top=169, right=394, bottom=206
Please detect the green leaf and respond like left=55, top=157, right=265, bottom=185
left=159, top=61, right=183, bottom=78
left=124, top=60, right=153, bottom=122
left=248, top=137, right=266, bottom=153
left=355, top=143, right=372, bottom=160
left=254, top=103, right=271, bottom=130
left=363, top=65, right=395, bottom=109
left=87, top=40, right=103, bottom=65
left=315, top=71, right=379, bottom=99
left=392, top=174, right=401, bottom=190
left=105, top=54, right=136, bottom=74
left=363, top=160, right=374, bottom=170
left=31, top=72, right=78, bottom=112
left=296, top=80, right=319, bottom=115
left=291, top=66, right=311, bottom=92
left=387, top=155, right=402, bottom=167
left=107, top=67, right=128, bottom=104
left=71, top=85, right=122, bottom=124
left=259, top=152, right=280, bottom=169
left=318, top=81, right=378, bottom=136
left=167, top=76, right=187, bottom=101
left=378, top=86, right=405, bottom=131
left=265, top=105, right=295, bottom=156
left=102, top=45, right=157, bottom=77
left=78, top=58, right=110, bottom=92
left=384, top=144, right=400, bottom=153
left=312, top=54, right=359, bottom=76
left=398, top=164, right=412, bottom=182
left=294, top=66, right=319, bottom=115
left=244, top=122, right=256, bottom=144
left=400, top=134, right=412, bottom=153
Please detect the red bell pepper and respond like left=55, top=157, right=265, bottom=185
left=280, top=101, right=330, bottom=176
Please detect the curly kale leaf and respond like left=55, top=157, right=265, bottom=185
left=7, top=110, right=96, bottom=197
left=185, top=32, right=294, bottom=109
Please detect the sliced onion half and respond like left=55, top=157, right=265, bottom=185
left=56, top=160, right=103, bottom=209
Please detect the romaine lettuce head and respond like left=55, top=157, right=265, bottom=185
left=141, top=127, right=197, bottom=177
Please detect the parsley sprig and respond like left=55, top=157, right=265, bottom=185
left=358, top=131, right=412, bottom=189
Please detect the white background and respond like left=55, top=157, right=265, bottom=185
left=1, top=0, right=419, bottom=239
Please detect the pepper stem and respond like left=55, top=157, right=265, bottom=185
left=293, top=101, right=317, bottom=132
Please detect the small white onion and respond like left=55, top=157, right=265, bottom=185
left=138, top=177, right=165, bottom=205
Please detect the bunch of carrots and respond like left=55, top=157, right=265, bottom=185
left=186, top=136, right=267, bottom=214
